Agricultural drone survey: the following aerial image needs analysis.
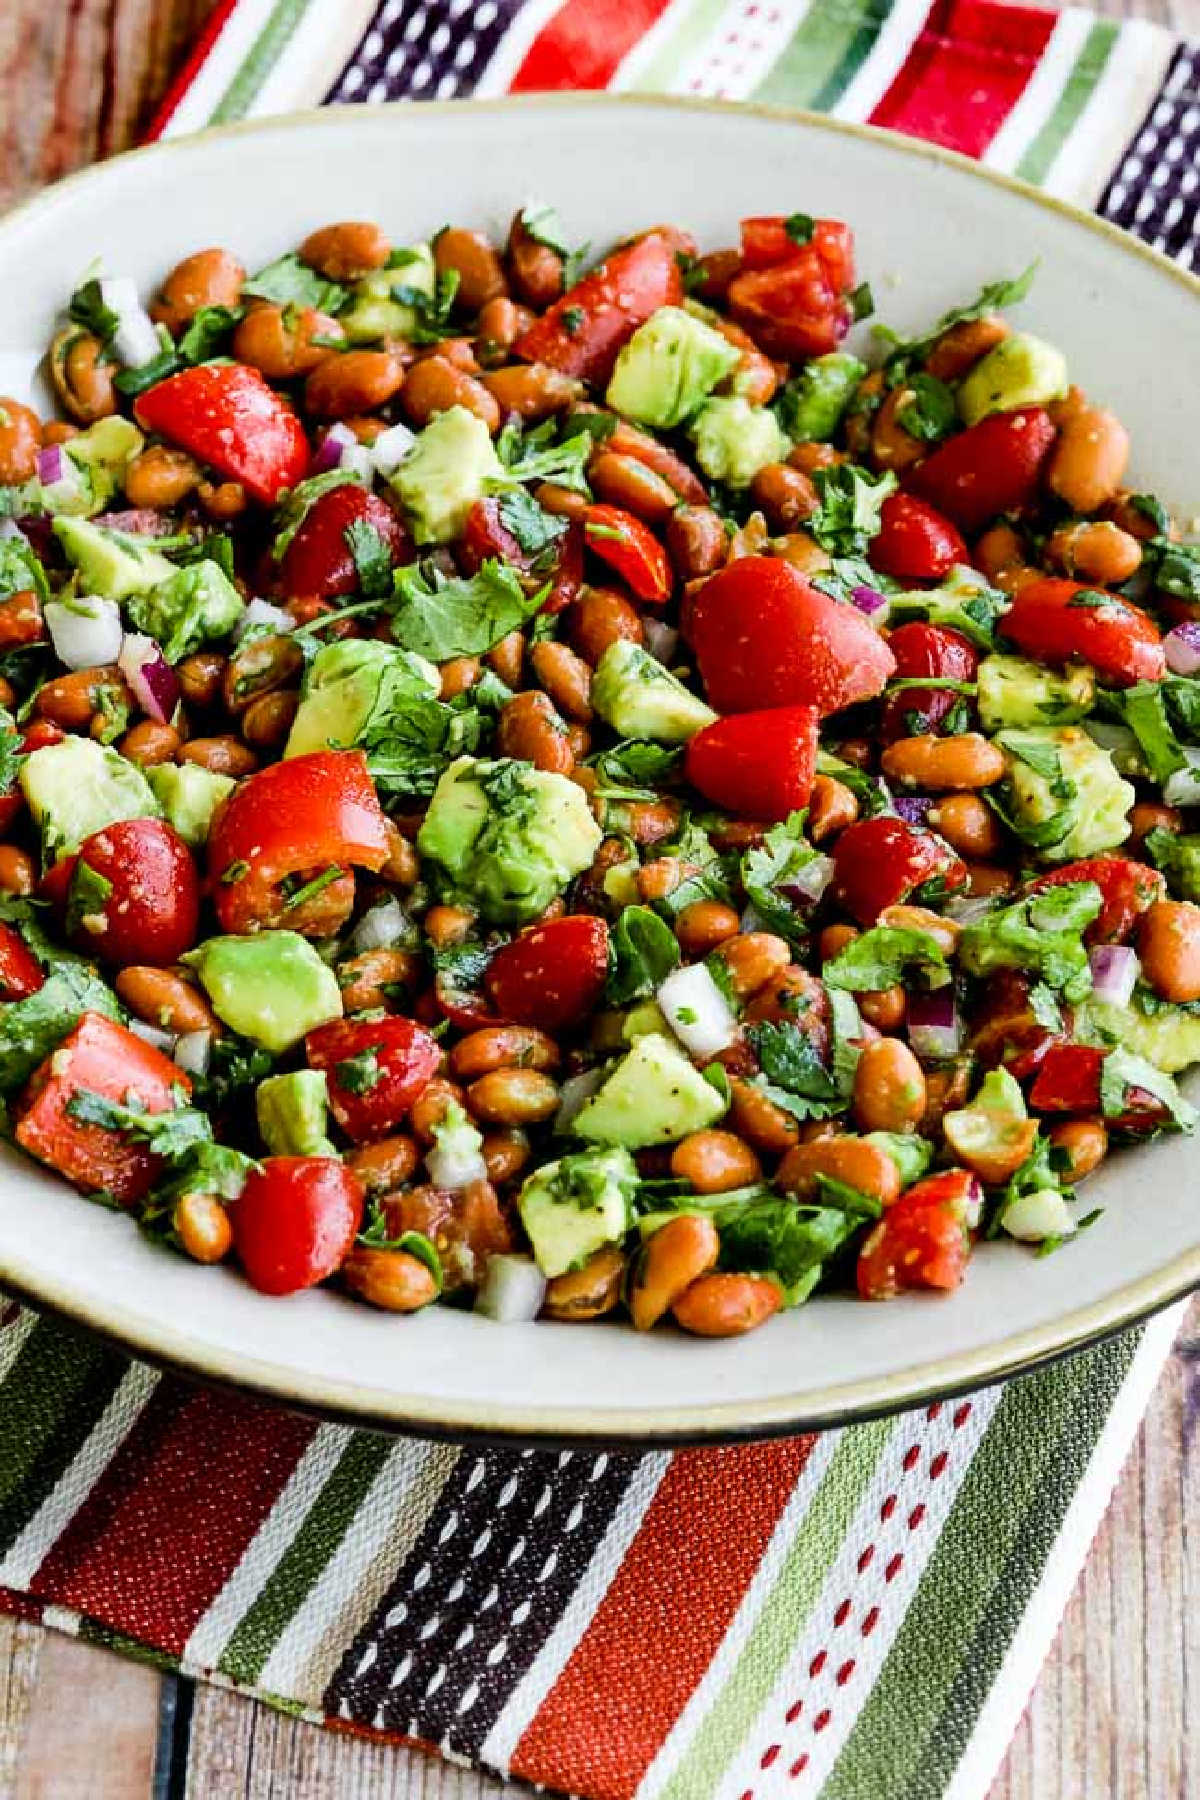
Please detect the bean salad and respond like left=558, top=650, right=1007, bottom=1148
left=0, top=204, right=1198, bottom=1336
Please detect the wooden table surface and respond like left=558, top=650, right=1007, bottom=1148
left=2, top=2, right=1199, bottom=1794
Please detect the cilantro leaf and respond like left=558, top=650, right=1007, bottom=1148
left=606, top=906, right=680, bottom=1005
left=64, top=860, right=113, bottom=937
left=517, top=201, right=590, bottom=287
left=876, top=265, right=1037, bottom=373
left=740, top=812, right=827, bottom=944
left=0, top=965, right=121, bottom=1095
left=809, top=464, right=898, bottom=558
left=0, top=535, right=50, bottom=605
left=390, top=269, right=462, bottom=343
left=0, top=710, right=23, bottom=796
left=958, top=881, right=1102, bottom=1000
left=1098, top=1046, right=1197, bottom=1133
left=334, top=1049, right=384, bottom=1095
left=494, top=416, right=594, bottom=494
left=589, top=739, right=682, bottom=802
left=65, top=1085, right=256, bottom=1200
left=243, top=253, right=347, bottom=315
left=784, top=213, right=815, bottom=244
left=496, top=488, right=568, bottom=560
left=271, top=470, right=364, bottom=562
left=745, top=1019, right=842, bottom=1120
left=344, top=518, right=394, bottom=600
left=716, top=1195, right=862, bottom=1305
left=894, top=373, right=957, bottom=445
left=1144, top=537, right=1200, bottom=605
left=822, top=926, right=949, bottom=993
left=390, top=558, right=546, bottom=662
left=177, top=304, right=244, bottom=363
left=1104, top=680, right=1187, bottom=784
left=66, top=278, right=119, bottom=347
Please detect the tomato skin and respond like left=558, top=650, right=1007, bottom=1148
left=685, top=706, right=819, bottom=821
left=15, top=1012, right=188, bottom=1202
left=66, top=819, right=201, bottom=968
left=857, top=1169, right=977, bottom=1300
left=833, top=814, right=967, bottom=925
left=0, top=922, right=44, bottom=1000
left=485, top=915, right=610, bottom=1032
left=1000, top=577, right=1165, bottom=688
left=583, top=505, right=672, bottom=604
left=1027, top=1043, right=1106, bottom=1113
left=383, top=1183, right=512, bottom=1292
left=690, top=557, right=896, bottom=717
left=209, top=751, right=390, bottom=935
left=1029, top=857, right=1165, bottom=945
left=879, top=621, right=979, bottom=741
left=460, top=501, right=583, bottom=616
left=869, top=494, right=967, bottom=583
left=907, top=407, right=1056, bottom=534
left=232, top=1157, right=364, bottom=1296
left=134, top=363, right=309, bottom=506
left=513, top=235, right=683, bottom=384
left=727, top=254, right=848, bottom=360
left=305, top=1015, right=440, bottom=1143
left=276, top=483, right=409, bottom=601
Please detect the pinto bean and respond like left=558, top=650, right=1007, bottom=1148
left=807, top=775, right=858, bottom=843
left=434, top=227, right=507, bottom=313
left=881, top=734, right=1005, bottom=790
left=777, top=1138, right=902, bottom=1209
left=665, top=505, right=726, bottom=582
left=0, top=398, right=41, bottom=485
left=852, top=1039, right=927, bottom=1133
left=305, top=349, right=405, bottom=418
left=506, top=212, right=564, bottom=308
left=241, top=690, right=299, bottom=751
left=123, top=445, right=201, bottom=509
left=345, top=1134, right=420, bottom=1197
left=1046, top=520, right=1142, bottom=586
left=926, top=793, right=1004, bottom=859
left=568, top=588, right=643, bottom=665
left=233, top=304, right=345, bottom=379
left=176, top=651, right=226, bottom=710
left=870, top=388, right=925, bottom=473
left=630, top=1216, right=720, bottom=1331
left=151, top=248, right=245, bottom=331
left=449, top=1026, right=559, bottom=1080
left=713, top=932, right=791, bottom=1001
left=482, top=1129, right=531, bottom=1185
left=748, top=462, right=818, bottom=532
left=497, top=690, right=573, bottom=773
left=0, top=847, right=36, bottom=896
left=530, top=640, right=592, bottom=722
left=343, top=1248, right=438, bottom=1312
left=675, top=901, right=740, bottom=958
left=542, top=1247, right=625, bottom=1320
left=35, top=665, right=128, bottom=731
left=118, top=721, right=180, bottom=767
left=1047, top=1118, right=1108, bottom=1182
left=223, top=633, right=305, bottom=714
left=0, top=590, right=45, bottom=651
left=475, top=296, right=532, bottom=366
left=923, top=314, right=1009, bottom=382
left=672, top=1273, right=781, bottom=1337
left=670, top=1130, right=761, bottom=1193
left=727, top=1078, right=801, bottom=1155
left=481, top=363, right=582, bottom=420
left=299, top=221, right=390, bottom=281
left=115, top=967, right=219, bottom=1036
left=174, top=1194, right=232, bottom=1264
left=338, top=949, right=422, bottom=1014
left=1045, top=406, right=1129, bottom=514
left=1138, top=900, right=1200, bottom=1002
left=51, top=330, right=115, bottom=423
left=467, top=1068, right=559, bottom=1125
left=179, top=735, right=258, bottom=777
left=401, top=356, right=500, bottom=431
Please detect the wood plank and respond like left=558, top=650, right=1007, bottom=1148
left=9, top=1631, right=161, bottom=1800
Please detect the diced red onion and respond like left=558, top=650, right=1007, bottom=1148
left=237, top=597, right=294, bottom=640
left=850, top=585, right=888, bottom=615
left=781, top=852, right=835, bottom=907
left=893, top=795, right=933, bottom=826
left=99, top=276, right=162, bottom=370
left=312, top=424, right=374, bottom=483
left=371, top=421, right=418, bottom=478
left=119, top=632, right=180, bottom=723
left=173, top=1030, right=213, bottom=1076
left=43, top=596, right=123, bottom=670
left=961, top=1175, right=984, bottom=1231
left=906, top=986, right=962, bottom=1060
left=36, top=445, right=65, bottom=487
left=129, top=1018, right=176, bottom=1055
left=658, top=963, right=739, bottom=1059
left=642, top=619, right=679, bottom=664
left=553, top=1068, right=606, bottom=1136
left=349, top=896, right=409, bottom=955
left=1088, top=943, right=1139, bottom=1008
left=1164, top=623, right=1200, bottom=676
left=475, top=1254, right=547, bottom=1323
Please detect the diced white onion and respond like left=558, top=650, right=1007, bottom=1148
left=313, top=423, right=375, bottom=483
left=782, top=853, right=835, bottom=906
left=129, top=1018, right=176, bottom=1055
left=426, top=1139, right=489, bottom=1191
left=553, top=1068, right=606, bottom=1135
left=1164, top=623, right=1200, bottom=676
left=99, top=277, right=162, bottom=370
left=371, top=422, right=418, bottom=478
left=657, top=962, right=739, bottom=1060
left=43, top=596, right=123, bottom=670
left=1164, top=749, right=1200, bottom=807
left=1088, top=944, right=1139, bottom=1008
left=1002, top=1188, right=1075, bottom=1243
left=236, top=597, right=295, bottom=640
left=349, top=896, right=409, bottom=955
left=642, top=619, right=679, bottom=664
left=475, top=1254, right=547, bottom=1323
left=173, top=1030, right=213, bottom=1076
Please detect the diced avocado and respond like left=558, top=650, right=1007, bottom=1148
left=42, top=417, right=144, bottom=517
left=20, top=737, right=161, bottom=862
left=126, top=559, right=244, bottom=663
left=976, top=654, right=1095, bottom=732
left=777, top=353, right=868, bottom=442
left=956, top=333, right=1069, bottom=427
left=256, top=1069, right=336, bottom=1157
left=998, top=726, right=1133, bottom=861
left=0, top=967, right=120, bottom=1095
left=590, top=639, right=716, bottom=744
left=339, top=245, right=436, bottom=344
left=146, top=762, right=234, bottom=850
left=391, top=406, right=506, bottom=546
left=285, top=638, right=439, bottom=759
left=605, top=306, right=740, bottom=430
left=573, top=1032, right=726, bottom=1148
left=518, top=1145, right=638, bottom=1278
left=863, top=1130, right=932, bottom=1190
left=1077, top=995, right=1200, bottom=1075
left=417, top=755, right=603, bottom=926
left=183, top=931, right=342, bottom=1054
left=622, top=1001, right=670, bottom=1042
left=687, top=396, right=791, bottom=487
left=52, top=517, right=177, bottom=601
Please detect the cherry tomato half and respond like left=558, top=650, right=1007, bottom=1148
left=305, top=1015, right=441, bottom=1143
left=66, top=818, right=201, bottom=967
left=484, top=915, right=610, bottom=1032
left=1000, top=577, right=1165, bottom=688
left=232, top=1156, right=364, bottom=1296
left=832, top=814, right=967, bottom=925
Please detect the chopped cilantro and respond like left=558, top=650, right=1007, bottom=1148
left=243, top=253, right=347, bottom=316
left=344, top=518, right=394, bottom=599
left=334, top=1049, right=385, bottom=1095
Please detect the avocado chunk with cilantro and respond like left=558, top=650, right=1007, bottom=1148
left=956, top=333, right=1069, bottom=427
left=20, top=737, right=161, bottom=863
left=256, top=1069, right=336, bottom=1157
left=777, top=352, right=867, bottom=442
left=339, top=245, right=436, bottom=344
left=52, top=516, right=177, bottom=602
left=126, top=559, right=244, bottom=663
left=1077, top=995, right=1200, bottom=1074
left=39, top=416, right=144, bottom=517
left=996, top=726, right=1134, bottom=861
left=146, top=762, right=235, bottom=849
left=687, top=396, right=791, bottom=487
left=391, top=406, right=506, bottom=546
left=976, top=654, right=1095, bottom=732
left=605, top=306, right=740, bottom=429
left=572, top=1033, right=727, bottom=1148
left=417, top=755, right=603, bottom=926
left=184, top=931, right=343, bottom=1054
left=590, top=639, right=716, bottom=743
left=518, top=1145, right=639, bottom=1278
left=285, top=637, right=440, bottom=760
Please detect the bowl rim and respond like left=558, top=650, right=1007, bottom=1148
left=2, top=91, right=1197, bottom=1443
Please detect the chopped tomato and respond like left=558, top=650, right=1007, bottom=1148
left=1029, top=1043, right=1166, bottom=1128
left=738, top=217, right=855, bottom=287
left=485, top=915, right=610, bottom=1032
left=232, top=1156, right=364, bottom=1296
left=857, top=1169, right=978, bottom=1300
left=1029, top=857, right=1165, bottom=944
left=690, top=557, right=896, bottom=717
left=728, top=217, right=855, bottom=359
left=65, top=819, right=200, bottom=967
left=134, top=363, right=309, bottom=506
left=305, top=1015, right=440, bottom=1143
left=879, top=621, right=979, bottom=741
left=208, top=751, right=390, bottom=935
left=1000, top=577, right=1165, bottom=688
left=513, top=234, right=683, bottom=384
left=383, top=1183, right=512, bottom=1292
left=275, top=482, right=409, bottom=601
left=14, top=1012, right=187, bottom=1202
left=583, top=505, right=672, bottom=604
left=968, top=971, right=1058, bottom=1071
left=907, top=408, right=1057, bottom=534
left=685, top=706, right=819, bottom=821
left=833, top=814, right=967, bottom=925
left=460, top=501, right=583, bottom=616
left=0, top=922, right=44, bottom=1000
left=869, top=493, right=967, bottom=583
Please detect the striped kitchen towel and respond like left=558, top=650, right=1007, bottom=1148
left=1, top=4, right=1196, bottom=1797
